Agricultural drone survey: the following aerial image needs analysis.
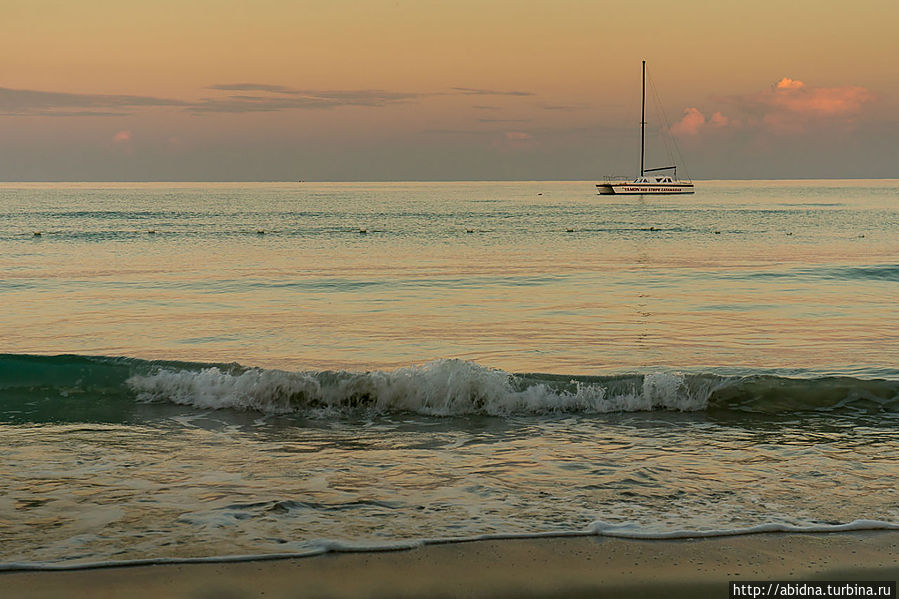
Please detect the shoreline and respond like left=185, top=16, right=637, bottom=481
left=4, top=531, right=897, bottom=599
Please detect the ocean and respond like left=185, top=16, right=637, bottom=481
left=1, top=180, right=897, bottom=569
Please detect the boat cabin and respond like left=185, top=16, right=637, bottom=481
left=633, top=176, right=675, bottom=184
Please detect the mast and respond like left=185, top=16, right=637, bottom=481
left=640, top=59, right=645, bottom=178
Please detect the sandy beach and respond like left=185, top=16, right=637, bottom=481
left=5, top=532, right=896, bottom=599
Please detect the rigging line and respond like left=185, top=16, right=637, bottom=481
left=646, top=70, right=677, bottom=170
left=646, top=66, right=692, bottom=182
left=665, top=107, right=692, bottom=182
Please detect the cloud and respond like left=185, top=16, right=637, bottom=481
left=452, top=87, right=534, bottom=97
left=1, top=82, right=537, bottom=118
left=489, top=130, right=537, bottom=151
left=674, top=77, right=874, bottom=137
left=422, top=128, right=539, bottom=149
left=538, top=103, right=587, bottom=112
left=33, top=110, right=133, bottom=117
left=189, top=96, right=357, bottom=113
left=775, top=77, right=805, bottom=91
left=478, top=118, right=531, bottom=123
left=207, top=83, right=296, bottom=94
left=192, top=84, right=536, bottom=114
left=670, top=108, right=733, bottom=136
left=208, top=83, right=422, bottom=102
left=719, top=77, right=873, bottom=134
left=670, top=107, right=706, bottom=136
left=191, top=85, right=425, bottom=113
left=424, top=128, right=502, bottom=136
left=709, top=111, right=729, bottom=127
left=0, top=87, right=189, bottom=116
left=766, top=78, right=872, bottom=121
left=0, top=84, right=424, bottom=116
left=111, top=129, right=135, bottom=155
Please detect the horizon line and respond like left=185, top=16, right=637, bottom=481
left=2, top=177, right=898, bottom=184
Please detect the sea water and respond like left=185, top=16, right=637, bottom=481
left=0, top=180, right=897, bottom=568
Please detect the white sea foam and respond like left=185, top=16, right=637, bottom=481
left=126, top=359, right=714, bottom=416
left=585, top=518, right=899, bottom=539
left=3, top=519, right=896, bottom=571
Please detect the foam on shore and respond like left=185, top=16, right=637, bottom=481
left=3, top=518, right=896, bottom=572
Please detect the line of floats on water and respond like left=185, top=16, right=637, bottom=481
left=25, top=228, right=867, bottom=237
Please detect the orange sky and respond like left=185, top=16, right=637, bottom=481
left=2, top=0, right=898, bottom=179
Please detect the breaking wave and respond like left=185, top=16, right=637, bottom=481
left=127, top=360, right=714, bottom=416
left=2, top=354, right=897, bottom=422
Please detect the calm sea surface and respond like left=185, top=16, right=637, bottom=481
left=1, top=180, right=897, bottom=567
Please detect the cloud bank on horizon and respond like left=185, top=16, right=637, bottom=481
left=5, top=76, right=875, bottom=138
left=0, top=74, right=890, bottom=180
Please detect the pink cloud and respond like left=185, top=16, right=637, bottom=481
left=709, top=111, right=730, bottom=127
left=775, top=77, right=805, bottom=91
left=714, top=77, right=874, bottom=134
left=504, top=131, right=532, bottom=141
left=769, top=78, right=871, bottom=119
left=670, top=107, right=706, bottom=136
left=113, top=130, right=132, bottom=143
left=490, top=130, right=537, bottom=150
left=670, top=108, right=735, bottom=137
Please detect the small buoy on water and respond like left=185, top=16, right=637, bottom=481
left=147, top=229, right=156, bottom=234
left=714, top=230, right=721, bottom=235
left=537, top=193, right=543, bottom=196
left=649, top=226, right=656, bottom=231
left=566, top=228, right=574, bottom=233
left=33, top=231, right=41, bottom=237
left=858, top=233, right=865, bottom=238
left=256, top=229, right=265, bottom=235
left=359, top=228, right=368, bottom=234
left=466, top=229, right=474, bottom=233
left=786, top=232, right=793, bottom=236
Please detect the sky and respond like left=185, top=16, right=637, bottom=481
left=2, top=0, right=898, bottom=181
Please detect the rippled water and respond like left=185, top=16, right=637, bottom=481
left=0, top=181, right=897, bottom=566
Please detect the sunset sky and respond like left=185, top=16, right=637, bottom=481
left=2, top=0, right=897, bottom=180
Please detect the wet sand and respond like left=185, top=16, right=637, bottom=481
left=4, top=532, right=897, bottom=599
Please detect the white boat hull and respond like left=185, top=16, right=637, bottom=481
left=597, top=62, right=696, bottom=195
left=596, top=182, right=694, bottom=195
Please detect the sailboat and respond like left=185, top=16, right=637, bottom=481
left=596, top=61, right=694, bottom=195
